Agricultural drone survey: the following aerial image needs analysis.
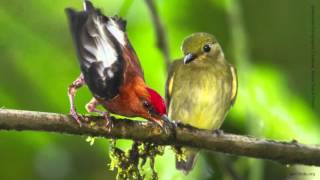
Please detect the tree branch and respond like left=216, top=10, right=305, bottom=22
left=145, top=0, right=171, bottom=71
left=1, top=108, right=320, bottom=166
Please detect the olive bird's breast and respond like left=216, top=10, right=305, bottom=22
left=168, top=63, right=233, bottom=130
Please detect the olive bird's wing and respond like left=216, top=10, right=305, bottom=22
left=229, top=64, right=238, bottom=106
left=165, top=60, right=183, bottom=107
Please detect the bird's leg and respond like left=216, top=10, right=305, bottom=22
left=214, top=129, right=224, bottom=136
left=68, top=73, right=85, bottom=126
left=85, top=98, right=113, bottom=130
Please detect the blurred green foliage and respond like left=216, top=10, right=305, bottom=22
left=0, top=0, right=319, bottom=179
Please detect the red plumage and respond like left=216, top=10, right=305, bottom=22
left=146, top=87, right=167, bottom=115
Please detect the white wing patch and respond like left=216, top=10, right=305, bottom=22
left=106, top=19, right=126, bottom=46
left=84, top=17, right=118, bottom=68
left=107, top=69, right=114, bottom=78
left=83, top=1, right=87, bottom=11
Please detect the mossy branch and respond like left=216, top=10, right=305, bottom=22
left=1, top=108, right=320, bottom=166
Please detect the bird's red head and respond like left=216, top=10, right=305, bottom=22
left=133, top=83, right=168, bottom=127
left=145, top=87, right=167, bottom=116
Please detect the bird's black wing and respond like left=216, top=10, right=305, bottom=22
left=165, top=60, right=182, bottom=107
left=66, top=1, right=127, bottom=100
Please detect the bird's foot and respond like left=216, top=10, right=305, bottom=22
left=102, top=111, right=113, bottom=132
left=70, top=107, right=83, bottom=127
left=172, top=119, right=181, bottom=126
left=85, top=98, right=113, bottom=131
left=214, top=129, right=224, bottom=136
left=165, top=119, right=178, bottom=130
left=68, top=73, right=85, bottom=127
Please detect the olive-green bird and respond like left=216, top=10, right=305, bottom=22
left=166, top=32, right=238, bottom=174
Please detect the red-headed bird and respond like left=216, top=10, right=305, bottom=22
left=65, top=1, right=168, bottom=128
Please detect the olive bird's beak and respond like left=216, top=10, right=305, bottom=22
left=184, top=53, right=197, bottom=64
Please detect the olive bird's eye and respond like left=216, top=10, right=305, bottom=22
left=203, top=44, right=211, bottom=53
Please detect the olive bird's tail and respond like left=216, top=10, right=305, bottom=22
left=176, top=148, right=198, bottom=175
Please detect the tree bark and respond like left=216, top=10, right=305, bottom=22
left=0, top=108, right=320, bottom=166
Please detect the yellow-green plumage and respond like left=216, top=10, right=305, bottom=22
left=166, top=32, right=237, bottom=174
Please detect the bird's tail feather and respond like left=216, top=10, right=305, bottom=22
left=176, top=148, right=198, bottom=175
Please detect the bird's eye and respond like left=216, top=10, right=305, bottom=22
left=143, top=100, right=155, bottom=114
left=143, top=101, right=153, bottom=110
left=143, top=101, right=150, bottom=108
left=203, top=44, right=211, bottom=53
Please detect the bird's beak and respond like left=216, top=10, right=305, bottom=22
left=151, top=116, right=164, bottom=127
left=150, top=115, right=171, bottom=128
left=184, top=53, right=197, bottom=64
left=161, top=115, right=171, bottom=123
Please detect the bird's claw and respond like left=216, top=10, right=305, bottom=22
left=214, top=129, right=224, bottom=136
left=70, top=108, right=83, bottom=127
left=102, top=112, right=113, bottom=132
left=170, top=120, right=178, bottom=128
left=164, top=120, right=177, bottom=132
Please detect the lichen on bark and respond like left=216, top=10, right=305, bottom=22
left=109, top=139, right=165, bottom=180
